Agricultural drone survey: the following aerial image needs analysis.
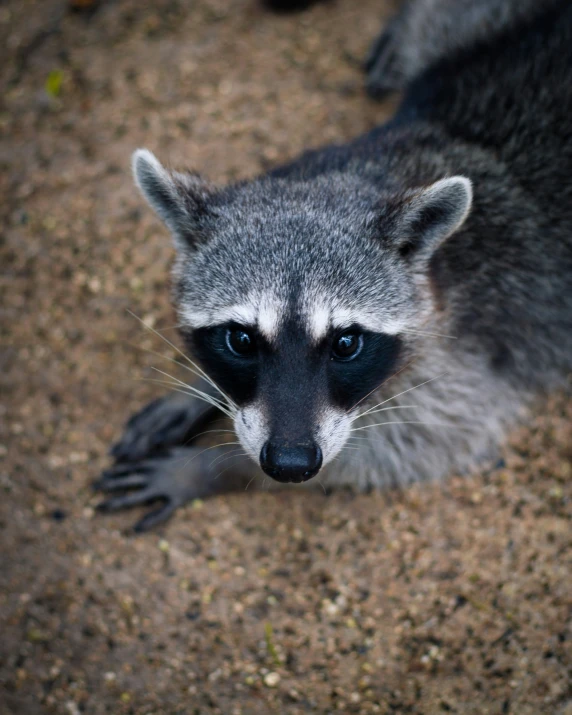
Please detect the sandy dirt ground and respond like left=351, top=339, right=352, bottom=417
left=1, top=0, right=571, bottom=713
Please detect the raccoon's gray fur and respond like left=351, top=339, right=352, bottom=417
left=97, top=0, right=572, bottom=531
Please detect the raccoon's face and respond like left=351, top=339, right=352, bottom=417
left=133, top=150, right=472, bottom=483
left=182, top=318, right=403, bottom=482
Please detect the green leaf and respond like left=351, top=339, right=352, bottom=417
left=45, top=70, right=63, bottom=98
left=264, top=622, right=281, bottom=666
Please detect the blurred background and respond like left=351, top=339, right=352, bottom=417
left=1, top=0, right=571, bottom=713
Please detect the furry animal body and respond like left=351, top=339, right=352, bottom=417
left=97, top=0, right=572, bottom=532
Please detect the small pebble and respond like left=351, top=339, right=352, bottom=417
left=264, top=672, right=280, bottom=688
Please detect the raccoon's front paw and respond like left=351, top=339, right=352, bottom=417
left=110, top=392, right=219, bottom=463
left=94, top=446, right=255, bottom=532
left=365, top=21, right=407, bottom=99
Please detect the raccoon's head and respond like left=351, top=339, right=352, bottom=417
left=133, top=149, right=472, bottom=483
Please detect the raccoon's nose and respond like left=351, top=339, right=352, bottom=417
left=260, top=441, right=323, bottom=483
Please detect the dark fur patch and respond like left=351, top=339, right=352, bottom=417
left=328, top=330, right=403, bottom=410
left=263, top=0, right=330, bottom=12
left=181, top=325, right=260, bottom=405
left=183, top=320, right=403, bottom=439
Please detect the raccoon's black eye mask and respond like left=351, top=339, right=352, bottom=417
left=181, top=323, right=403, bottom=411
left=326, top=328, right=403, bottom=410
left=181, top=323, right=260, bottom=404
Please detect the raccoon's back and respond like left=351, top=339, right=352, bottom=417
left=395, top=1, right=572, bottom=386
left=400, top=0, right=572, bottom=214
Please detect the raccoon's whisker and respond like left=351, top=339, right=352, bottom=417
left=245, top=474, right=258, bottom=492
left=128, top=309, right=214, bottom=383
left=131, top=318, right=223, bottom=396
left=141, top=375, right=232, bottom=412
left=143, top=382, right=235, bottom=419
left=209, top=447, right=247, bottom=470
left=129, top=342, right=230, bottom=403
left=186, top=428, right=236, bottom=439
left=343, top=436, right=376, bottom=451
left=347, top=358, right=417, bottom=413
left=148, top=366, right=235, bottom=414
left=127, top=310, right=237, bottom=409
left=358, top=373, right=448, bottom=419
left=149, top=367, right=236, bottom=416
left=152, top=323, right=184, bottom=333
left=315, top=476, right=328, bottom=495
left=173, top=441, right=243, bottom=471
left=179, top=427, right=237, bottom=451
left=400, top=329, right=457, bottom=339
left=139, top=379, right=235, bottom=418
left=213, top=457, right=250, bottom=483
left=151, top=385, right=233, bottom=419
left=350, top=420, right=467, bottom=433
left=136, top=441, right=241, bottom=476
left=352, top=404, right=420, bottom=423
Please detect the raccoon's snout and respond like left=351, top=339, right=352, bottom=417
left=260, top=441, right=323, bottom=483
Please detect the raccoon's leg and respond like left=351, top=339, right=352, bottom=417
left=109, top=391, right=221, bottom=463
left=94, top=446, right=257, bottom=532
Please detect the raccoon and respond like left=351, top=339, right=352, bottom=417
left=96, top=0, right=572, bottom=532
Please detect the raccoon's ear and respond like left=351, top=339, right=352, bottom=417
left=386, top=176, right=472, bottom=260
left=132, top=148, right=215, bottom=249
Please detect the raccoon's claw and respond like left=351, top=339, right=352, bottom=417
left=97, top=492, right=178, bottom=533
left=365, top=22, right=407, bottom=99
left=110, top=392, right=220, bottom=463
left=95, top=446, right=256, bottom=531
left=95, top=451, right=198, bottom=531
left=101, top=390, right=240, bottom=531
left=364, top=24, right=393, bottom=74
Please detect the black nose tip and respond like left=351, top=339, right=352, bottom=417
left=260, top=441, right=323, bottom=483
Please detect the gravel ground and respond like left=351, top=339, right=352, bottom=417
left=1, top=1, right=571, bottom=713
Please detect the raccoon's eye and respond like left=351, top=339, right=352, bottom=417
left=226, top=327, right=257, bottom=357
left=332, top=332, right=363, bottom=361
